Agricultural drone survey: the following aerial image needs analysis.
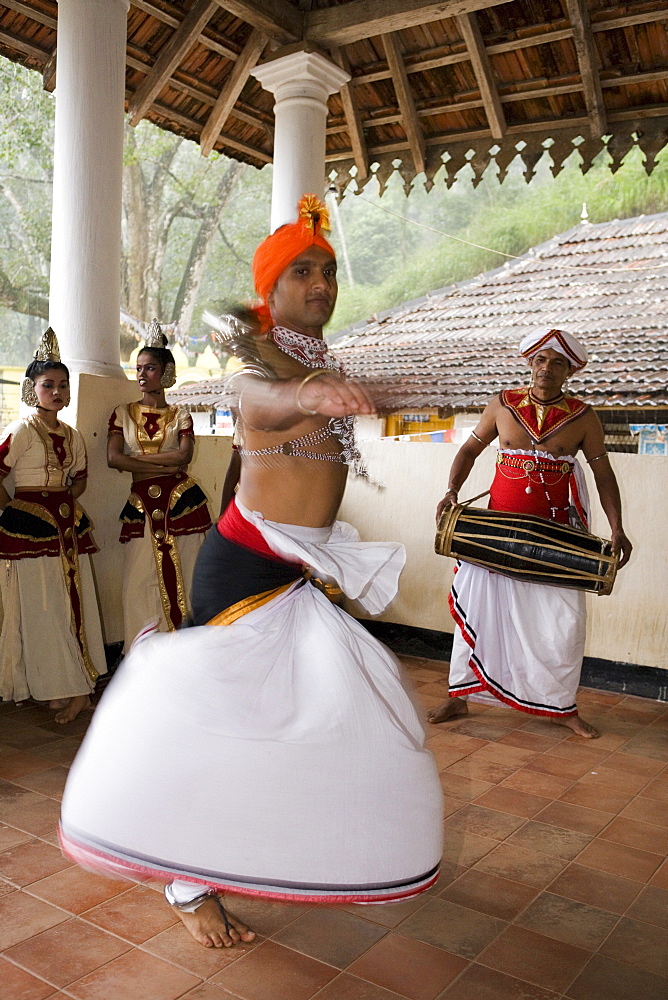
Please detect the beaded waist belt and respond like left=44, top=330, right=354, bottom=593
left=496, top=453, right=572, bottom=475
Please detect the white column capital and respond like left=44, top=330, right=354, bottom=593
left=252, top=49, right=350, bottom=105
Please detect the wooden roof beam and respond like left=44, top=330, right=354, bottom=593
left=456, top=11, right=505, bottom=139
left=306, top=0, right=513, bottom=48
left=382, top=32, right=426, bottom=177
left=565, top=0, right=606, bottom=136
left=212, top=0, right=302, bottom=44
left=128, top=0, right=219, bottom=126
left=329, top=45, right=369, bottom=182
left=42, top=47, right=57, bottom=93
left=131, top=0, right=239, bottom=59
left=200, top=28, right=267, bottom=157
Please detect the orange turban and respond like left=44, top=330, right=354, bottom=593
left=252, top=194, right=336, bottom=303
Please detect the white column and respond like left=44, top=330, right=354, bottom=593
left=49, top=0, right=129, bottom=377
left=252, top=49, right=350, bottom=233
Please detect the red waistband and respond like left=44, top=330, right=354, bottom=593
left=218, top=499, right=301, bottom=565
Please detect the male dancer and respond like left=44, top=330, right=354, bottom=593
left=60, top=196, right=443, bottom=948
left=430, top=330, right=632, bottom=738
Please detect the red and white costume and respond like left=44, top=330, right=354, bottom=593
left=449, top=330, right=593, bottom=718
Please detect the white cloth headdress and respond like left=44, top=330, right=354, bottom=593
left=519, top=329, right=587, bottom=372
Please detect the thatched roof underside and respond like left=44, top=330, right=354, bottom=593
left=1, top=0, right=667, bottom=191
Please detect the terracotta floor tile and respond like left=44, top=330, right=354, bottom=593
left=433, top=749, right=471, bottom=770
left=532, top=801, right=612, bottom=836
left=26, top=865, right=130, bottom=913
left=0, top=956, right=57, bottom=999
left=0, top=788, right=61, bottom=838
left=432, top=734, right=487, bottom=756
left=0, top=839, right=72, bottom=887
left=466, top=743, right=537, bottom=766
left=439, top=869, right=537, bottom=921
left=563, top=731, right=629, bottom=751
left=141, top=920, right=259, bottom=978
left=500, top=769, right=573, bottom=799
left=505, top=822, right=592, bottom=861
left=0, top=891, right=68, bottom=950
left=219, top=897, right=313, bottom=937
left=599, top=916, right=668, bottom=977
left=472, top=786, right=550, bottom=819
left=542, top=741, right=612, bottom=766
left=558, top=781, right=634, bottom=814
left=624, top=795, right=668, bottom=829
left=347, top=932, right=467, bottom=1000
left=518, top=718, right=572, bottom=737
left=620, top=741, right=668, bottom=764
left=547, top=863, right=642, bottom=914
left=0, top=822, right=35, bottom=851
left=0, top=876, right=16, bottom=896
left=440, top=831, right=499, bottom=868
left=474, top=843, right=567, bottom=889
left=212, top=940, right=337, bottom=1000
left=575, top=766, right=654, bottom=795
left=28, top=738, right=82, bottom=766
left=345, top=884, right=457, bottom=930
left=446, top=758, right=519, bottom=785
left=447, top=720, right=517, bottom=742
left=515, top=891, right=619, bottom=950
left=625, top=885, right=668, bottom=928
left=439, top=772, right=494, bottom=801
left=4, top=916, right=130, bottom=988
left=649, top=860, right=668, bottom=889
left=0, top=753, right=57, bottom=781
left=178, top=986, right=242, bottom=1000
left=497, top=731, right=562, bottom=753
left=442, top=795, right=465, bottom=818
left=66, top=947, right=201, bottom=1000
left=639, top=775, right=668, bottom=802
left=0, top=725, right=63, bottom=752
left=444, top=804, right=525, bottom=841
left=398, top=898, right=505, bottom=959
left=81, top=884, right=179, bottom=943
left=604, top=751, right=666, bottom=776
left=525, top=754, right=593, bottom=781
left=12, top=767, right=69, bottom=800
left=273, top=906, right=387, bottom=968
left=565, top=953, right=668, bottom=1000
left=437, top=962, right=562, bottom=999
left=597, top=815, right=668, bottom=855
left=576, top=838, right=662, bottom=883
left=312, top=973, right=409, bottom=999
left=477, top=924, right=591, bottom=993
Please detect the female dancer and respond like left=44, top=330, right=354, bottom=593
left=107, top=322, right=211, bottom=650
left=0, top=329, right=106, bottom=723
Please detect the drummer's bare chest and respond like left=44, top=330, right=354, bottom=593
left=495, top=407, right=586, bottom=457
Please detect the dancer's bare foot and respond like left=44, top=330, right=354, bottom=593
left=49, top=699, right=69, bottom=710
left=54, top=695, right=91, bottom=724
left=552, top=713, right=599, bottom=739
left=175, top=896, right=256, bottom=949
left=427, top=697, right=468, bottom=725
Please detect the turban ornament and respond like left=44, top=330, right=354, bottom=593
left=519, top=329, right=588, bottom=372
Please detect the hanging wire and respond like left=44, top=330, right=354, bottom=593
left=355, top=195, right=668, bottom=274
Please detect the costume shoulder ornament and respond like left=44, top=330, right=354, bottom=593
left=501, top=387, right=590, bottom=444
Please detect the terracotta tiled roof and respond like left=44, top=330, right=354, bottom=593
left=330, top=211, right=668, bottom=412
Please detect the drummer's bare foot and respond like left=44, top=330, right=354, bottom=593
left=427, top=697, right=468, bottom=725
left=54, top=695, right=90, bottom=724
left=176, top=896, right=255, bottom=949
left=49, top=699, right=69, bottom=710
left=552, top=713, right=599, bottom=739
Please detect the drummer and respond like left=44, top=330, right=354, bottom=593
left=431, top=329, right=632, bottom=738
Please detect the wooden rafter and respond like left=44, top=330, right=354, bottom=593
left=329, top=45, right=369, bottom=182
left=42, top=47, right=56, bottom=93
left=131, top=0, right=239, bottom=60
left=128, top=0, right=219, bottom=126
left=305, top=0, right=513, bottom=48
left=382, top=32, right=425, bottom=177
left=566, top=0, right=606, bottom=137
left=456, top=12, right=505, bottom=139
left=200, top=28, right=267, bottom=157
left=212, top=0, right=301, bottom=45
left=148, top=98, right=272, bottom=163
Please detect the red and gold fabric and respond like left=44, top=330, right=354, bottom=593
left=500, top=387, right=589, bottom=445
left=489, top=452, right=574, bottom=524
left=0, top=416, right=88, bottom=488
left=120, top=473, right=210, bottom=631
left=108, top=402, right=194, bottom=456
